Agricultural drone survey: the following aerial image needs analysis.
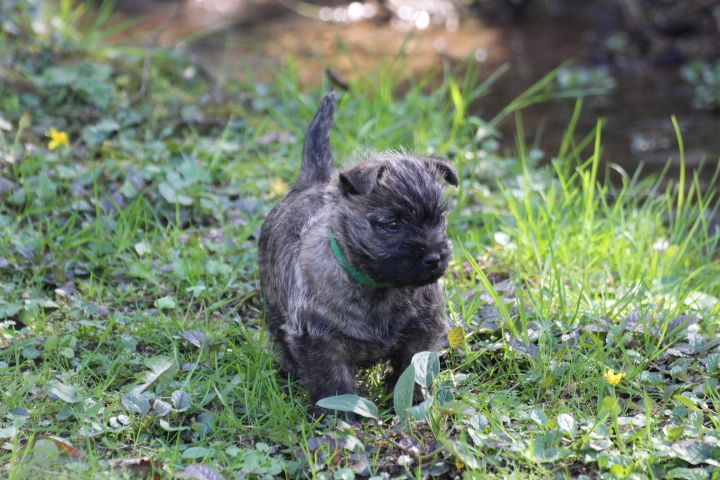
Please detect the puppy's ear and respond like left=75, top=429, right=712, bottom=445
left=426, top=156, right=458, bottom=187
left=339, top=163, right=385, bottom=196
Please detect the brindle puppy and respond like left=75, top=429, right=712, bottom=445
left=258, top=92, right=457, bottom=415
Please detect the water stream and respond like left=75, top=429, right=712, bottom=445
left=114, top=0, right=720, bottom=180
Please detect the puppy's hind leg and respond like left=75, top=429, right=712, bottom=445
left=265, top=303, right=298, bottom=377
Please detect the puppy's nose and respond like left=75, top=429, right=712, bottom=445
left=422, top=252, right=441, bottom=269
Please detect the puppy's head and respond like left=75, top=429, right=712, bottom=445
left=335, top=153, right=458, bottom=288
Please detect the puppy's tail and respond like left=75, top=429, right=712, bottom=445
left=298, top=91, right=335, bottom=187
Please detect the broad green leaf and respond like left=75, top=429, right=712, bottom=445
left=22, top=347, right=41, bottom=360
left=9, top=408, right=29, bottom=419
left=154, top=296, right=176, bottom=310
left=117, top=335, right=138, bottom=352
left=334, top=468, right=355, bottom=480
left=152, top=399, right=172, bottom=417
left=158, top=183, right=193, bottom=206
left=134, top=242, right=150, bottom=256
left=609, top=464, right=633, bottom=478
left=267, top=426, right=295, bottom=446
left=315, top=394, right=378, bottom=419
left=557, top=413, right=576, bottom=437
left=0, top=426, right=17, bottom=439
left=186, top=285, right=207, bottom=296
left=529, top=430, right=571, bottom=463
left=406, top=397, right=433, bottom=420
left=669, top=440, right=720, bottom=465
left=78, top=423, right=106, bottom=437
left=39, top=65, right=78, bottom=86
left=0, top=302, right=22, bottom=319
left=47, top=381, right=83, bottom=403
left=159, top=419, right=189, bottom=432
left=393, top=363, right=416, bottom=421
left=134, top=357, right=177, bottom=394
left=702, top=353, right=720, bottom=374
left=411, top=351, right=440, bottom=389
left=182, top=446, right=213, bottom=459
left=523, top=408, right=548, bottom=426
left=666, top=467, right=710, bottom=480
left=193, top=412, right=214, bottom=435
left=440, top=439, right=480, bottom=469
left=468, top=414, right=488, bottom=430
left=674, top=394, right=700, bottom=411
left=437, top=400, right=475, bottom=416
left=81, top=118, right=119, bottom=146
left=172, top=390, right=191, bottom=412
left=121, top=391, right=151, bottom=415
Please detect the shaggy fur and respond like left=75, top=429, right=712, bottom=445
left=258, top=92, right=457, bottom=414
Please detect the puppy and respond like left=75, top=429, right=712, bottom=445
left=258, top=92, right=457, bottom=414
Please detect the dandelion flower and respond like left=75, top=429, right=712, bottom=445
left=447, top=326, right=465, bottom=349
left=46, top=128, right=69, bottom=150
left=604, top=368, right=625, bottom=386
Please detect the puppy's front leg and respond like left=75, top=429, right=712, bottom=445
left=288, top=331, right=356, bottom=414
left=388, top=319, right=448, bottom=401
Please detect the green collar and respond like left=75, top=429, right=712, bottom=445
left=328, top=226, right=391, bottom=288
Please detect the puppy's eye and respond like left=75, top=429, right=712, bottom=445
left=383, top=220, right=400, bottom=232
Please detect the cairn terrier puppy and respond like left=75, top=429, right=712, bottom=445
left=258, top=92, right=457, bottom=414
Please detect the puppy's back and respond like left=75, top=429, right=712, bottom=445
left=258, top=185, right=335, bottom=315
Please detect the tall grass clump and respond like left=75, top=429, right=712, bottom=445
left=444, top=104, right=720, bottom=475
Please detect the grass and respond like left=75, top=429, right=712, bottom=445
left=1, top=1, right=720, bottom=478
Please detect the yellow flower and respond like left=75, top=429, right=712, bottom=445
left=604, top=368, right=625, bottom=386
left=447, top=326, right=465, bottom=349
left=46, top=128, right=69, bottom=150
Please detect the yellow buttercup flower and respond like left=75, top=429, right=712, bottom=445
left=604, top=368, right=625, bottom=386
left=447, top=326, right=465, bottom=349
left=46, top=128, right=69, bottom=150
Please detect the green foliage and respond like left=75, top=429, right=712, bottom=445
left=316, top=395, right=379, bottom=419
left=393, top=363, right=417, bottom=422
left=1, top=0, right=719, bottom=478
left=556, top=65, right=616, bottom=93
left=682, top=60, right=720, bottom=111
